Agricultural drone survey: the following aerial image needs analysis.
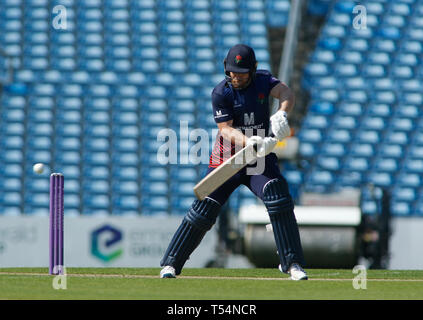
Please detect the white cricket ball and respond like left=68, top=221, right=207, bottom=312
left=33, top=163, right=45, bottom=174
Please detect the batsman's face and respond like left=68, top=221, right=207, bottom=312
left=230, top=72, right=250, bottom=89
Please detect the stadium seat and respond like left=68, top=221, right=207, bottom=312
left=2, top=0, right=421, bottom=218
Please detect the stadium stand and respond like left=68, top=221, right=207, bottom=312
left=4, top=0, right=419, bottom=218
left=0, top=0, right=290, bottom=216
left=297, top=0, right=423, bottom=216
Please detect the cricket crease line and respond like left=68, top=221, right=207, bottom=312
left=1, top=272, right=423, bottom=282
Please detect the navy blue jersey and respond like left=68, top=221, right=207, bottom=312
left=209, top=70, right=280, bottom=167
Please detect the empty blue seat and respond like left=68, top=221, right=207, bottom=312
left=350, top=143, right=374, bottom=157
left=344, top=157, right=369, bottom=172
left=3, top=109, right=25, bottom=122
left=374, top=39, right=396, bottom=52
left=356, top=130, right=380, bottom=144
left=401, top=40, right=422, bottom=54
left=367, top=52, right=391, bottom=65
left=29, top=109, right=53, bottom=122
left=1, top=150, right=23, bottom=163
left=170, top=167, right=197, bottom=181
left=1, top=123, right=24, bottom=135
left=141, top=166, right=168, bottom=181
left=314, top=89, right=339, bottom=102
left=83, top=194, right=110, bottom=211
left=134, top=59, right=159, bottom=72
left=83, top=138, right=109, bottom=152
left=378, top=144, right=403, bottom=158
left=373, top=91, right=396, bottom=104
left=345, top=39, right=368, bottom=52
left=397, top=173, right=421, bottom=187
left=385, top=131, right=408, bottom=145
left=3, top=96, right=26, bottom=108
left=378, top=26, right=401, bottom=40
left=83, top=180, right=109, bottom=193
left=317, top=156, right=340, bottom=171
left=318, top=37, right=342, bottom=51
left=390, top=3, right=411, bottom=16
left=112, top=153, right=138, bottom=167
left=322, top=24, right=347, bottom=38
left=399, top=79, right=422, bottom=93
left=391, top=202, right=411, bottom=216
left=308, top=170, right=334, bottom=185
left=83, top=166, right=109, bottom=179
left=401, top=93, right=423, bottom=105
left=141, top=196, right=169, bottom=214
left=2, top=178, right=22, bottom=192
left=304, top=63, right=330, bottom=78
left=333, top=115, right=357, bottom=129
left=361, top=117, right=385, bottom=131
left=368, top=103, right=391, bottom=117
left=335, top=64, right=358, bottom=77
left=302, top=115, right=328, bottom=129
left=170, top=182, right=195, bottom=196
left=339, top=51, right=363, bottom=64
left=326, top=129, right=351, bottom=143
left=299, top=142, right=316, bottom=158
left=311, top=50, right=336, bottom=63
left=338, top=102, right=362, bottom=116
left=141, top=181, right=168, bottom=195
left=284, top=170, right=303, bottom=185
left=344, top=77, right=366, bottom=89
left=408, top=27, right=423, bottom=41
left=343, top=90, right=367, bottom=103
left=2, top=136, right=23, bottom=149
left=392, top=65, right=414, bottom=78
left=373, top=158, right=398, bottom=173
left=309, top=101, right=335, bottom=115
left=391, top=118, right=413, bottom=132
left=392, top=187, right=416, bottom=202
left=396, top=53, right=418, bottom=66
left=363, top=64, right=386, bottom=77
left=298, top=128, right=322, bottom=143
left=112, top=195, right=139, bottom=214
left=367, top=172, right=392, bottom=187
left=321, top=143, right=346, bottom=157
left=28, top=136, right=51, bottom=150
left=84, top=152, right=109, bottom=166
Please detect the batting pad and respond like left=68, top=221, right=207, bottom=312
left=263, top=179, right=305, bottom=273
left=160, top=198, right=221, bottom=275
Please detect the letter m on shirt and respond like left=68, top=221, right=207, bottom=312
left=244, top=112, right=255, bottom=125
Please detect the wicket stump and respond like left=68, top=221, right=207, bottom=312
left=49, top=173, right=64, bottom=275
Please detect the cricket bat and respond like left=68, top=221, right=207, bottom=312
left=193, top=133, right=275, bottom=200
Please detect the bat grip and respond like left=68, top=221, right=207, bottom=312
left=253, top=133, right=275, bottom=152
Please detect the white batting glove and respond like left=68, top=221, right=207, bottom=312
left=247, top=136, right=278, bottom=157
left=270, top=110, right=291, bottom=141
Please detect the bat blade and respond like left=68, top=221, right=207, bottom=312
left=193, top=144, right=257, bottom=200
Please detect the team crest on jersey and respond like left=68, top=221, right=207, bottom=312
left=257, top=93, right=265, bottom=104
left=235, top=55, right=242, bottom=64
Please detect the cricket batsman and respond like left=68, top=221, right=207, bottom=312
left=160, top=44, right=307, bottom=280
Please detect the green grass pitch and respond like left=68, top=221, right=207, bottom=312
left=1, top=268, right=422, bottom=300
